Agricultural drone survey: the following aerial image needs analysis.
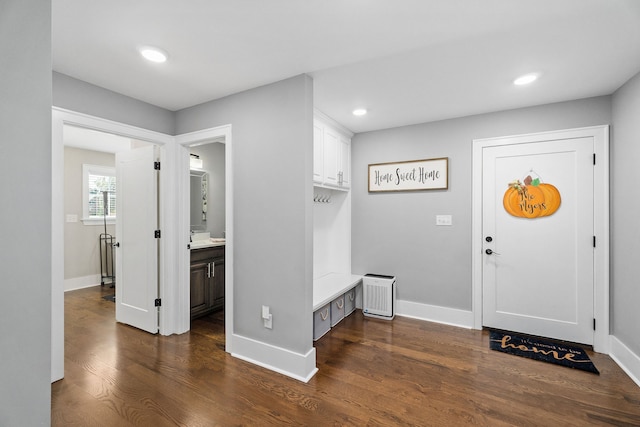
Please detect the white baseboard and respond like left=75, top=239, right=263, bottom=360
left=230, top=334, right=318, bottom=383
left=610, top=336, right=640, bottom=389
left=64, top=274, right=103, bottom=292
left=396, top=300, right=474, bottom=329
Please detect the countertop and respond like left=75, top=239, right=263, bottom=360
left=190, top=239, right=226, bottom=250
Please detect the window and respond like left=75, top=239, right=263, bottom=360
left=82, top=164, right=116, bottom=225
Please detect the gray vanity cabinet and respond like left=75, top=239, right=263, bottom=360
left=190, top=245, right=225, bottom=319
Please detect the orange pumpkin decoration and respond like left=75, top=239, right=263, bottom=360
left=503, top=176, right=561, bottom=218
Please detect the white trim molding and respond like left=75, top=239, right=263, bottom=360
left=64, top=274, right=102, bottom=292
left=610, top=336, right=640, bottom=389
left=396, top=300, right=474, bottom=329
left=231, top=334, right=318, bottom=383
left=472, top=125, right=610, bottom=353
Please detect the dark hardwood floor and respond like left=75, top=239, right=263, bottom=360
left=52, top=286, right=640, bottom=426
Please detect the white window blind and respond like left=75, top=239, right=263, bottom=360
left=83, top=164, right=116, bottom=224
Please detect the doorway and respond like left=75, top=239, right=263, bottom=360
left=63, top=125, right=158, bottom=333
left=52, top=108, right=234, bottom=382
left=471, top=125, right=610, bottom=353
left=188, top=142, right=226, bottom=322
left=52, top=108, right=174, bottom=381
left=176, top=125, right=234, bottom=354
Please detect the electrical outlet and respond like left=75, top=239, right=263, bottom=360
left=436, top=215, right=452, bottom=226
left=66, top=214, right=78, bottom=223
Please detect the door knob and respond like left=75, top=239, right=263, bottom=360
left=114, top=242, right=120, bottom=248
left=485, top=249, right=500, bottom=255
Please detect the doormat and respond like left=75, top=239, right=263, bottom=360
left=489, top=330, right=599, bottom=374
left=102, top=294, right=115, bottom=303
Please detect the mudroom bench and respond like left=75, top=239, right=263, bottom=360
left=313, top=273, right=362, bottom=340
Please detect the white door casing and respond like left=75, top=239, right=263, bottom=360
left=52, top=108, right=177, bottom=381
left=115, top=145, right=159, bottom=334
left=482, top=137, right=594, bottom=344
left=175, top=125, right=234, bottom=354
left=472, top=126, right=609, bottom=353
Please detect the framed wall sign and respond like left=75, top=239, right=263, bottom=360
left=368, top=157, right=448, bottom=192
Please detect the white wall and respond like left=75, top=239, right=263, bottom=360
left=313, top=188, right=351, bottom=279
left=0, top=0, right=52, bottom=424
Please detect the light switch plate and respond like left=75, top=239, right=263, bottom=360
left=436, top=215, right=452, bottom=226
left=66, top=214, right=78, bottom=223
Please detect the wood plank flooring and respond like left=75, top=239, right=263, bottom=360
left=52, top=287, right=640, bottom=426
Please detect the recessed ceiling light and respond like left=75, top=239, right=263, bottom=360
left=139, top=46, right=168, bottom=63
left=513, top=73, right=539, bottom=86
left=352, top=108, right=367, bottom=116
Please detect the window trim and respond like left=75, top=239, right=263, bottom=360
left=82, top=164, right=116, bottom=226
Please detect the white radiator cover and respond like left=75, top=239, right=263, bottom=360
left=363, top=274, right=396, bottom=320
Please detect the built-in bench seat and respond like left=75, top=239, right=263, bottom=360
left=313, top=273, right=363, bottom=340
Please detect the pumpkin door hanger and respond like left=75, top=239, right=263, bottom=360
left=503, top=173, right=561, bottom=218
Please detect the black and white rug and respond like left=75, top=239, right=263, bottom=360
left=102, top=294, right=115, bottom=303
left=490, top=330, right=599, bottom=374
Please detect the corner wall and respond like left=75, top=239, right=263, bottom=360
left=0, top=0, right=52, bottom=424
left=176, top=74, right=315, bottom=378
left=611, top=71, right=640, bottom=360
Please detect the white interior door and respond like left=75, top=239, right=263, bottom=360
left=115, top=145, right=159, bottom=334
left=482, top=136, right=594, bottom=344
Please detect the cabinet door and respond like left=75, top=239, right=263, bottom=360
left=190, top=260, right=210, bottom=317
left=313, top=121, right=324, bottom=184
left=323, top=127, right=340, bottom=186
left=210, top=257, right=225, bottom=310
left=338, top=135, right=350, bottom=188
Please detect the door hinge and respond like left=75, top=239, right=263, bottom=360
left=154, top=161, right=161, bottom=170
left=593, top=153, right=596, bottom=165
left=593, top=235, right=596, bottom=248
left=155, top=230, right=161, bottom=238
left=593, top=318, right=596, bottom=330
left=155, top=298, right=162, bottom=307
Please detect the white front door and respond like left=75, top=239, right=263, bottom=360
left=115, top=145, right=159, bottom=334
left=482, top=136, right=594, bottom=344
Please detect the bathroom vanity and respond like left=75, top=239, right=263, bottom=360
left=190, top=241, right=225, bottom=320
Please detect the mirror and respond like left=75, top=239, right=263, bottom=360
left=190, top=170, right=208, bottom=231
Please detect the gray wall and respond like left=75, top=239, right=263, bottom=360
left=191, top=143, right=225, bottom=237
left=352, top=96, right=612, bottom=311
left=53, top=72, right=175, bottom=135
left=176, top=74, right=314, bottom=354
left=0, top=0, right=52, bottom=425
left=611, top=70, right=640, bottom=357
left=64, top=147, right=116, bottom=281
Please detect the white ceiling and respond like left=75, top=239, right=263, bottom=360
left=52, top=0, right=640, bottom=134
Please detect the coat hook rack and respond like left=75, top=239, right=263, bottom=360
left=313, top=193, right=331, bottom=203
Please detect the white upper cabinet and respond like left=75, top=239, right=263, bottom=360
left=339, top=134, right=350, bottom=187
left=313, top=121, right=324, bottom=184
left=313, top=112, right=352, bottom=191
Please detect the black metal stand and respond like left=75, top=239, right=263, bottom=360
left=99, top=191, right=115, bottom=288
